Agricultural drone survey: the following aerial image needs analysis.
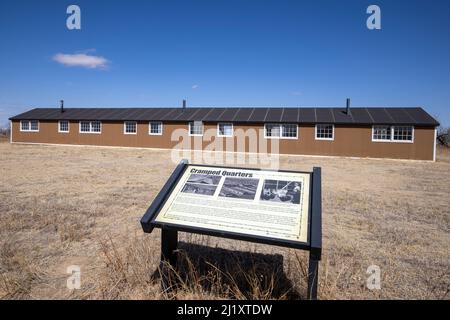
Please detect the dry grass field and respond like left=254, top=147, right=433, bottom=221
left=0, top=140, right=449, bottom=300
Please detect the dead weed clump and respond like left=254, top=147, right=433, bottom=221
left=94, top=234, right=303, bottom=300
left=0, top=238, right=46, bottom=299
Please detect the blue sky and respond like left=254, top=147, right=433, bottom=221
left=0, top=0, right=449, bottom=127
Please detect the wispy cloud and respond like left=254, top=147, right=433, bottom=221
left=52, top=52, right=109, bottom=69
left=291, top=91, right=302, bottom=96
left=76, top=48, right=97, bottom=54
left=192, top=84, right=199, bottom=89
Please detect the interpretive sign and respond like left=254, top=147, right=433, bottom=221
left=155, top=165, right=310, bottom=244
left=141, top=160, right=322, bottom=299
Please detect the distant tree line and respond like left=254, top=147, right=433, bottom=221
left=0, top=127, right=10, bottom=137
left=437, top=126, right=450, bottom=148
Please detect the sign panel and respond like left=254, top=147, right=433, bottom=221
left=153, top=165, right=311, bottom=244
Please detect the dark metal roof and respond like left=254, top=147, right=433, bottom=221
left=9, top=107, right=439, bottom=126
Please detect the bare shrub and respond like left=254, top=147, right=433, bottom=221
left=95, top=235, right=302, bottom=300
left=437, top=127, right=450, bottom=147
left=95, top=235, right=162, bottom=300
left=169, top=242, right=301, bottom=300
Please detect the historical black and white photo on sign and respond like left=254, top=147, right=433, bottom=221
left=181, top=174, right=221, bottom=196
left=219, top=177, right=259, bottom=200
left=260, top=180, right=301, bottom=204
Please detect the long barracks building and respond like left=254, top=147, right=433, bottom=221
left=9, top=104, right=439, bottom=161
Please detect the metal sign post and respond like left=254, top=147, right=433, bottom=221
left=141, top=160, right=322, bottom=299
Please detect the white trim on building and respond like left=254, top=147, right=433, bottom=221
left=263, top=123, right=298, bottom=140
left=58, top=120, right=70, bottom=133
left=79, top=121, right=102, bottom=134
left=123, top=121, right=137, bottom=135
left=217, top=123, right=234, bottom=137
left=315, top=124, right=334, bottom=141
left=149, top=121, right=163, bottom=135
left=188, top=121, right=204, bottom=137
left=371, top=125, right=414, bottom=144
left=433, top=128, right=437, bottom=162
left=20, top=120, right=40, bottom=132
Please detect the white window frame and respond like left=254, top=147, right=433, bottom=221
left=79, top=121, right=102, bottom=134
left=149, top=121, right=163, bottom=135
left=79, top=121, right=90, bottom=133
left=371, top=125, right=391, bottom=142
left=392, top=125, right=414, bottom=143
left=371, top=125, right=414, bottom=143
left=188, top=121, right=204, bottom=137
left=315, top=124, right=334, bottom=141
left=20, top=120, right=30, bottom=132
left=58, top=120, right=70, bottom=133
left=264, top=123, right=281, bottom=139
left=264, top=123, right=298, bottom=140
left=90, top=121, right=102, bottom=133
left=123, top=121, right=137, bottom=135
left=281, top=123, right=298, bottom=139
left=217, top=123, right=233, bottom=137
left=20, top=120, right=39, bottom=132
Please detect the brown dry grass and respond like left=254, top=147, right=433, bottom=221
left=0, top=141, right=449, bottom=300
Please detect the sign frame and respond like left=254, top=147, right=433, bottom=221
left=140, top=159, right=322, bottom=299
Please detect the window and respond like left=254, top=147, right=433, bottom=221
left=21, top=121, right=29, bottom=131
left=264, top=124, right=281, bottom=138
left=91, top=121, right=101, bottom=133
left=30, top=120, right=39, bottom=131
left=372, top=126, right=391, bottom=141
left=372, top=125, right=413, bottom=143
left=149, top=122, right=163, bottom=135
left=264, top=123, right=298, bottom=139
left=281, top=124, right=297, bottom=138
left=58, top=121, right=69, bottom=133
left=20, top=120, right=39, bottom=132
left=217, top=123, right=233, bottom=137
left=189, top=121, right=203, bottom=136
left=393, top=126, right=413, bottom=142
left=124, top=121, right=137, bottom=134
left=315, top=124, right=334, bottom=140
left=79, top=121, right=102, bottom=133
left=80, top=121, right=90, bottom=133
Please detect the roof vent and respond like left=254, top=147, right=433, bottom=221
left=60, top=100, right=65, bottom=113
left=346, top=98, right=351, bottom=115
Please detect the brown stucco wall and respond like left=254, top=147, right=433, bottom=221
left=11, top=120, right=435, bottom=160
